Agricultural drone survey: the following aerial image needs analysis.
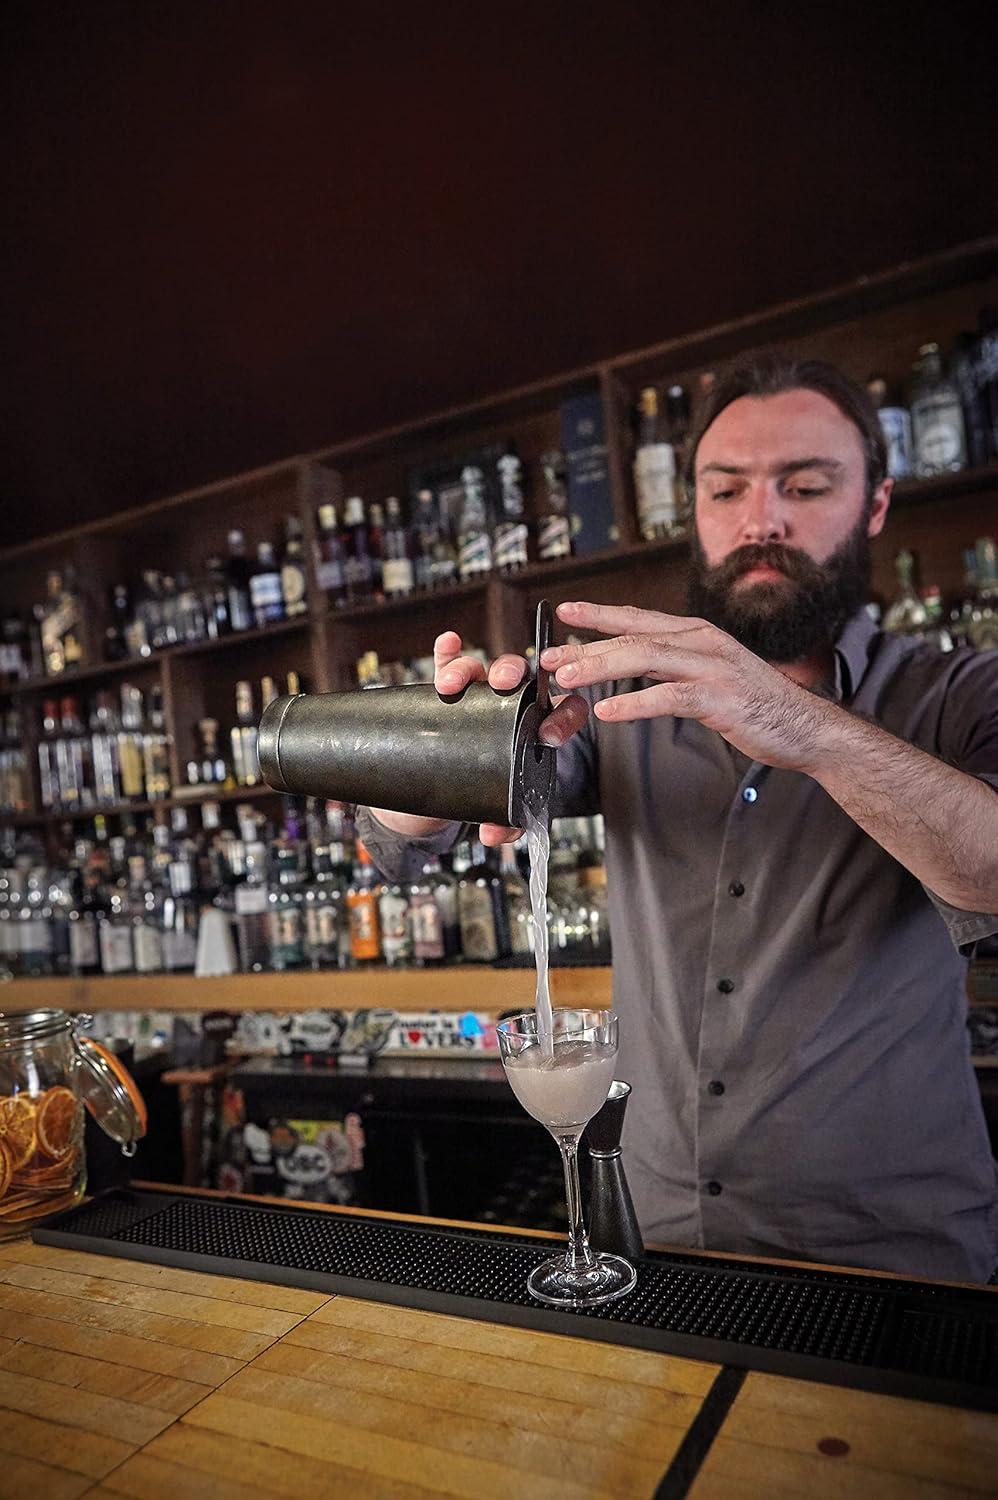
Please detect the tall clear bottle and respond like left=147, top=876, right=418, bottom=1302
left=457, top=467, right=493, bottom=580
left=382, top=497, right=415, bottom=599
left=910, top=343, right=967, bottom=477
left=634, top=387, right=678, bottom=539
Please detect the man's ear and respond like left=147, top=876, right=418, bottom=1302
left=867, top=478, right=893, bottom=539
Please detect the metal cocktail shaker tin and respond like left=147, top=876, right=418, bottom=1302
left=258, top=601, right=557, bottom=828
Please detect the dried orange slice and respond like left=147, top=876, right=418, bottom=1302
left=0, top=1094, right=37, bottom=1172
left=35, top=1087, right=79, bottom=1161
left=0, top=1138, right=12, bottom=1200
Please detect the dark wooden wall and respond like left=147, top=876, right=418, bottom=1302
left=3, top=0, right=996, bottom=545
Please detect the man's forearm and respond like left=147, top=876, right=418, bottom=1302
left=802, top=703, right=998, bottom=913
left=367, top=809, right=453, bottom=838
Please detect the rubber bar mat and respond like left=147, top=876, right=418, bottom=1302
left=34, top=1186, right=998, bottom=1412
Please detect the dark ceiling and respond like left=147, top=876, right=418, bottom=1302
left=3, top=0, right=996, bottom=546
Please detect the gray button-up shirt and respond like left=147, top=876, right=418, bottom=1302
left=359, top=612, right=998, bottom=1281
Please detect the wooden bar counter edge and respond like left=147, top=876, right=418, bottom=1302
left=0, top=1181, right=994, bottom=1500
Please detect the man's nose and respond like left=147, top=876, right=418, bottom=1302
left=739, top=483, right=788, bottom=544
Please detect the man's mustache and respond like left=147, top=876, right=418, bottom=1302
left=709, top=542, right=822, bottom=586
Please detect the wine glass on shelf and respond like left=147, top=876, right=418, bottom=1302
left=497, top=1007, right=638, bottom=1307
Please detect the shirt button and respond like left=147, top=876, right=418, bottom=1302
left=706, top=1180, right=723, bottom=1196
left=742, top=787, right=758, bottom=803
left=728, top=881, right=745, bottom=898
left=708, top=1080, right=725, bottom=1096
left=717, top=978, right=735, bottom=994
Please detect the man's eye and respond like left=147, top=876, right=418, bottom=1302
left=787, top=486, right=829, bottom=498
left=710, top=489, right=736, bottom=501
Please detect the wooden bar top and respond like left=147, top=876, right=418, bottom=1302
left=0, top=1197, right=995, bottom=1498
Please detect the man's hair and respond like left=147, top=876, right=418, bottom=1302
left=683, top=352, right=888, bottom=507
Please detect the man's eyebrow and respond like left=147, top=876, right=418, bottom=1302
left=696, top=457, right=845, bottom=478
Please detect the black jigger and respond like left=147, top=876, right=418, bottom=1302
left=584, top=1080, right=644, bottom=1261
left=258, top=601, right=556, bottom=827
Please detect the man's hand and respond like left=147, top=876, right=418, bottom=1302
left=370, top=629, right=588, bottom=846
left=540, top=601, right=833, bottom=773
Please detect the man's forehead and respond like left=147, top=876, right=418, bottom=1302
left=696, top=389, right=865, bottom=471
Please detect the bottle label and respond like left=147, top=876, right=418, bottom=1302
left=347, top=891, right=381, bottom=959
left=235, top=885, right=269, bottom=915
left=280, top=563, right=308, bottom=614
left=134, top=924, right=163, bottom=973
left=163, top=929, right=197, bottom=970
left=458, top=533, right=493, bottom=579
left=458, top=885, right=499, bottom=960
left=382, top=557, right=415, bottom=595
left=537, top=515, right=572, bottom=560
left=249, top=573, right=284, bottom=615
left=99, top=922, right=133, bottom=973
left=915, top=415, right=964, bottom=473
left=410, top=893, right=445, bottom=958
left=493, top=523, right=529, bottom=571
left=69, top=915, right=99, bottom=968
left=316, top=556, right=345, bottom=592
left=877, top=408, right=912, bottom=480
left=634, top=444, right=678, bottom=532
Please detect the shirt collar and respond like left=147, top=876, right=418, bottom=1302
left=833, top=608, right=880, bottom=702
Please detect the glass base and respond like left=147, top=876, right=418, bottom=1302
left=527, top=1251, right=637, bottom=1308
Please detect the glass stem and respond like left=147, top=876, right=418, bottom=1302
left=558, top=1133, right=596, bottom=1271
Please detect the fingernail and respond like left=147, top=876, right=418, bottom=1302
left=559, top=601, right=581, bottom=615
left=540, top=647, right=561, bottom=665
left=439, top=671, right=462, bottom=689
left=557, top=663, right=578, bottom=682
left=539, top=725, right=562, bottom=746
left=496, top=665, right=520, bottom=684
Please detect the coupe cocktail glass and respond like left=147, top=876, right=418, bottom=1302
left=497, top=1008, right=637, bottom=1307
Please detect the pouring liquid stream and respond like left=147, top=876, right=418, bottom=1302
left=524, top=803, right=554, bottom=1060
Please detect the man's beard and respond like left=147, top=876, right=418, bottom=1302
left=686, top=517, right=872, bottom=663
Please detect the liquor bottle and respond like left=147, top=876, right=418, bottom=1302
left=159, top=575, right=180, bottom=647
left=500, top=842, right=533, bottom=955
left=40, top=569, right=82, bottom=676
left=457, top=466, right=493, bottom=580
left=129, top=857, right=164, bottom=974
left=268, top=864, right=306, bottom=971
left=866, top=376, right=913, bottom=481
left=882, top=550, right=928, bottom=635
left=118, top=682, right=146, bottom=801
left=280, top=516, right=309, bottom=617
left=19, top=868, right=54, bottom=977
left=161, top=884, right=198, bottom=972
left=378, top=881, right=411, bottom=967
left=919, top=586, right=954, bottom=653
left=968, top=537, right=998, bottom=651
left=950, top=334, right=991, bottom=469
left=367, top=502, right=386, bottom=601
left=196, top=718, right=228, bottom=786
left=633, top=387, right=679, bottom=539
left=382, top=497, right=415, bottom=598
left=175, top=571, right=206, bottom=644
left=231, top=680, right=260, bottom=786
left=234, top=838, right=271, bottom=972
left=975, top=308, right=998, bottom=461
left=104, top=584, right=132, bottom=661
left=90, top=691, right=122, bottom=805
left=666, top=383, right=692, bottom=486
left=315, top=503, right=348, bottom=607
left=38, top=698, right=59, bottom=808
left=68, top=871, right=102, bottom=976
left=456, top=841, right=509, bottom=961
left=408, top=861, right=446, bottom=965
left=98, top=886, right=134, bottom=974
left=143, top=686, right=172, bottom=800
left=356, top=652, right=385, bottom=689
left=342, top=496, right=373, bottom=603
left=57, top=695, right=90, bottom=810
left=493, top=449, right=530, bottom=572
left=203, top=557, right=232, bottom=639
left=910, top=344, right=967, bottom=477
left=260, top=674, right=279, bottom=709
left=225, top=530, right=254, bottom=632
left=250, top=542, right=285, bottom=628
left=346, top=841, right=381, bottom=964
left=537, top=450, right=573, bottom=561
left=411, top=489, right=439, bottom=591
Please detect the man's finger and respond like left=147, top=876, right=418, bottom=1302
left=488, top=654, right=529, bottom=690
left=539, top=692, right=589, bottom=746
left=556, top=600, right=697, bottom=637
left=593, top=680, right=708, bottom=722
left=546, top=638, right=704, bottom=690
left=434, top=632, right=487, bottom=691
left=479, top=822, right=524, bottom=845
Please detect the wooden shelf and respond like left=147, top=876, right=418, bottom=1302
left=0, top=965, right=614, bottom=1014
left=9, top=782, right=287, bottom=827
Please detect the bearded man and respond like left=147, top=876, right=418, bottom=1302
left=359, top=354, right=998, bottom=1282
